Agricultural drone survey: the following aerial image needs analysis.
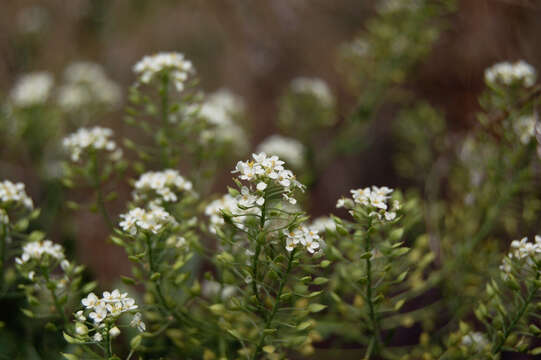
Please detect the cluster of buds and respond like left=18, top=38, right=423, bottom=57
left=337, top=186, right=400, bottom=222
left=74, top=290, right=145, bottom=343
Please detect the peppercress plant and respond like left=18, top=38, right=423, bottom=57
left=6, top=3, right=541, bottom=358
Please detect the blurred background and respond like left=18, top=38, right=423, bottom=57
left=1, top=0, right=541, bottom=286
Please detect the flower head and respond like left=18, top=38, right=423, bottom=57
left=133, top=169, right=194, bottom=205
left=485, top=60, right=536, bottom=87
left=119, top=206, right=177, bottom=235
left=0, top=180, right=34, bottom=210
left=62, top=127, right=120, bottom=162
left=10, top=72, right=54, bottom=107
left=133, top=52, right=194, bottom=92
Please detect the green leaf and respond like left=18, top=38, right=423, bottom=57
left=63, top=332, right=83, bottom=344
left=320, top=260, right=331, bottom=268
left=21, top=308, right=34, bottom=318
left=297, top=321, right=313, bottom=330
left=313, top=277, right=329, bottom=285
left=61, top=353, right=79, bottom=360
left=130, top=334, right=142, bottom=349
left=308, top=303, right=327, bottom=313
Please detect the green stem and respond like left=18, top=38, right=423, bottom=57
left=145, top=235, right=184, bottom=326
left=0, top=223, right=7, bottom=293
left=159, top=74, right=171, bottom=168
left=252, top=200, right=268, bottom=315
left=105, top=323, right=112, bottom=358
left=491, top=272, right=540, bottom=355
left=91, top=152, right=114, bottom=231
left=364, top=229, right=381, bottom=359
left=42, top=267, right=67, bottom=324
left=252, top=249, right=295, bottom=360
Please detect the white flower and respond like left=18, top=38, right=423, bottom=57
left=256, top=135, right=306, bottom=169
left=82, top=292, right=100, bottom=309
left=0, top=180, right=34, bottom=210
left=205, top=194, right=240, bottom=233
left=89, top=303, right=107, bottom=324
left=119, top=206, right=177, bottom=235
left=130, top=312, right=146, bottom=332
left=133, top=52, right=194, bottom=92
left=10, top=72, right=54, bottom=107
left=93, top=333, right=103, bottom=342
left=485, top=60, right=536, bottom=87
left=200, top=89, right=245, bottom=127
left=290, top=77, right=334, bottom=107
left=62, top=127, right=119, bottom=162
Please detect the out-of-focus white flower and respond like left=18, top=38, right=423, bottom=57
left=130, top=312, right=146, bottom=332
left=198, top=89, right=248, bottom=153
left=0, top=180, right=33, bottom=210
left=378, top=0, right=421, bottom=13
left=133, top=169, right=193, bottom=205
left=205, top=194, right=240, bottom=233
left=513, top=114, right=536, bottom=144
left=201, top=280, right=237, bottom=301
left=93, top=332, right=103, bottom=342
left=75, top=323, right=88, bottom=336
left=57, top=62, right=122, bottom=112
left=310, top=217, right=336, bottom=233
left=256, top=135, right=306, bottom=169
left=62, top=127, right=120, bottom=162
left=17, top=6, right=49, bottom=34
left=485, top=60, right=536, bottom=87
left=10, top=72, right=54, bottom=107
left=133, top=52, right=194, bottom=92
left=461, top=331, right=488, bottom=352
left=290, top=77, right=334, bottom=107
left=119, top=206, right=177, bottom=235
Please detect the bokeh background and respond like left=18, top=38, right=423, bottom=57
left=1, top=0, right=541, bottom=288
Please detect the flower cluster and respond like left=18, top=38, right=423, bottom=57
left=15, top=239, right=65, bottom=265
left=0, top=180, right=34, bottom=210
left=57, top=61, right=122, bottom=112
left=133, top=169, right=193, bottom=205
left=233, top=152, right=304, bottom=205
left=62, top=127, right=121, bottom=162
left=485, top=60, right=537, bottom=88
left=285, top=225, right=322, bottom=254
left=290, top=77, right=334, bottom=107
left=205, top=194, right=239, bottom=234
left=310, top=216, right=337, bottom=233
left=499, top=236, right=541, bottom=278
left=10, top=72, right=54, bottom=107
left=75, top=290, right=144, bottom=342
left=119, top=206, right=177, bottom=236
left=256, top=135, right=306, bottom=169
left=133, top=52, right=194, bottom=92
left=337, top=186, right=400, bottom=222
left=199, top=89, right=248, bottom=153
